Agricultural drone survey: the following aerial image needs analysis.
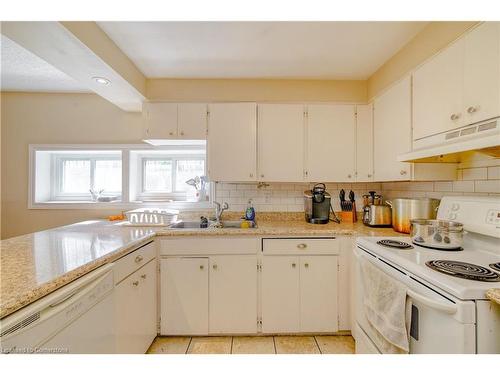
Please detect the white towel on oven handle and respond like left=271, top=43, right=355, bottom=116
left=360, top=256, right=412, bottom=354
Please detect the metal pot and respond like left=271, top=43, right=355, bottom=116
left=410, top=219, right=464, bottom=250
left=385, top=198, right=440, bottom=233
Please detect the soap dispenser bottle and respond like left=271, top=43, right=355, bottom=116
left=245, top=199, right=255, bottom=221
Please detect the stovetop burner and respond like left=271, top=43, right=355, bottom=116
left=377, top=239, right=413, bottom=249
left=490, top=262, right=500, bottom=272
left=426, top=260, right=500, bottom=282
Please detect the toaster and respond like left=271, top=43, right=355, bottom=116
left=363, top=204, right=392, bottom=227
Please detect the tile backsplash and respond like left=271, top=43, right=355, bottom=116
left=215, top=165, right=500, bottom=213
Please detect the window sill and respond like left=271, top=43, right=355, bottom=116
left=29, top=201, right=213, bottom=210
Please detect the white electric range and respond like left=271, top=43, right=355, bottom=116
left=354, top=196, right=500, bottom=354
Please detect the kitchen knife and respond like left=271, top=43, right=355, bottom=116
left=339, top=189, right=345, bottom=211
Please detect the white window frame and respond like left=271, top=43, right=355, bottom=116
left=51, top=153, right=122, bottom=201
left=29, top=144, right=214, bottom=210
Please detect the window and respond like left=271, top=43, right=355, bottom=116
left=30, top=143, right=211, bottom=208
left=52, top=151, right=122, bottom=200
left=131, top=147, right=209, bottom=202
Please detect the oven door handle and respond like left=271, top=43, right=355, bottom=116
left=407, top=289, right=457, bottom=314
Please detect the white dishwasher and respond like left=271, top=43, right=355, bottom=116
left=0, top=264, right=115, bottom=354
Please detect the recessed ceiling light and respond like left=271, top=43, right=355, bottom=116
left=93, top=77, right=111, bottom=85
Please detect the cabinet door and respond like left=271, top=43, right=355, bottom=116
left=413, top=40, right=464, bottom=140
left=306, top=104, right=356, bottom=182
left=373, top=76, right=412, bottom=181
left=209, top=255, right=258, bottom=334
left=356, top=104, right=374, bottom=182
left=207, top=103, right=257, bottom=181
left=299, top=256, right=338, bottom=333
left=258, top=104, right=305, bottom=182
left=160, top=257, right=208, bottom=335
left=463, top=22, right=500, bottom=124
left=143, top=102, right=178, bottom=139
left=178, top=103, right=207, bottom=139
left=261, top=256, right=300, bottom=333
left=115, top=260, right=157, bottom=353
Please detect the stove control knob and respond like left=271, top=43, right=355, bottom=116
left=451, top=203, right=460, bottom=211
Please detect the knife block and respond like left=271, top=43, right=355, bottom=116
left=339, top=204, right=357, bottom=223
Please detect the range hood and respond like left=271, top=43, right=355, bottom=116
left=398, top=117, right=500, bottom=163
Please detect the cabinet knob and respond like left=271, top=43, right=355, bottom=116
left=180, top=131, right=185, bottom=136
left=141, top=274, right=147, bottom=279
left=249, top=173, right=254, bottom=178
left=368, top=174, right=372, bottom=178
left=260, top=174, right=264, bottom=178
left=132, top=281, right=139, bottom=286
left=297, top=243, right=307, bottom=249
left=467, top=106, right=478, bottom=114
left=169, top=131, right=174, bottom=136
left=212, top=264, right=218, bottom=270
left=450, top=113, right=461, bottom=121
left=199, top=265, right=204, bottom=270
left=304, top=263, right=309, bottom=268
left=347, top=174, right=352, bottom=179
left=292, top=263, right=296, bottom=268
left=135, top=255, right=143, bottom=263
left=400, top=170, right=407, bottom=175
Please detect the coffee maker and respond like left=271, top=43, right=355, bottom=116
left=304, top=183, right=340, bottom=224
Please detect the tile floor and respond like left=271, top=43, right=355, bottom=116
left=147, top=335, right=355, bottom=354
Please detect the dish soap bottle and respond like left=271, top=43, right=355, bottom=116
left=245, top=199, right=255, bottom=221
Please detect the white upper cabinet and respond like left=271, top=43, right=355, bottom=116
left=258, top=104, right=305, bottom=182
left=463, top=22, right=500, bottom=124
left=413, top=22, right=500, bottom=141
left=413, top=40, right=463, bottom=140
left=142, top=102, right=207, bottom=140
left=207, top=103, right=257, bottom=182
left=177, top=103, right=208, bottom=139
left=373, top=76, right=412, bottom=181
left=355, top=104, right=374, bottom=182
left=143, top=102, right=178, bottom=139
left=306, top=104, right=356, bottom=182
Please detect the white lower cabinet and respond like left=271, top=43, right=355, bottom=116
left=299, top=256, right=338, bottom=333
left=209, top=255, right=258, bottom=334
left=160, top=255, right=258, bottom=335
left=261, top=256, right=301, bottom=333
left=262, top=255, right=339, bottom=334
left=161, top=257, right=209, bottom=335
left=115, top=259, right=157, bottom=353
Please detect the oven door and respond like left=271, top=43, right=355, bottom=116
left=353, top=246, right=476, bottom=354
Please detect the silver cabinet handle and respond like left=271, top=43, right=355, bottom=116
left=400, top=170, right=407, bottom=175
left=140, top=274, right=147, bottom=279
left=249, top=173, right=254, bottom=178
left=199, top=265, right=204, bottom=270
left=304, top=263, right=309, bottom=268
left=450, top=113, right=461, bottom=121
left=135, top=255, right=143, bottom=263
left=212, top=264, right=218, bottom=270
left=297, top=243, right=307, bottom=249
left=467, top=106, right=478, bottom=114
left=292, top=263, right=296, bottom=268
left=132, top=281, right=139, bottom=286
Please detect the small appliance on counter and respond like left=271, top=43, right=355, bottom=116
left=304, top=183, right=340, bottom=224
left=362, top=191, right=392, bottom=227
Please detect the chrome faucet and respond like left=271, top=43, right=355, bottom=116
left=213, top=201, right=229, bottom=225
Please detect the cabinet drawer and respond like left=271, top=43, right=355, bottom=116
left=160, top=237, right=259, bottom=255
left=114, top=241, right=156, bottom=284
left=262, top=238, right=339, bottom=255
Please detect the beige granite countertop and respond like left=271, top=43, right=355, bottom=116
left=486, top=289, right=500, bottom=305
left=0, top=216, right=403, bottom=319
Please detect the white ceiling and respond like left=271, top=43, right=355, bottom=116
left=98, top=21, right=428, bottom=79
left=0, top=35, right=90, bottom=93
